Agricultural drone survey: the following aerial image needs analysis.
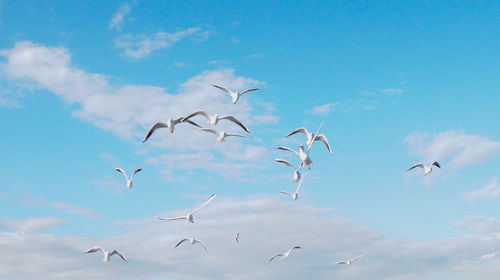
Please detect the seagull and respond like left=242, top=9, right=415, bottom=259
left=181, top=110, right=250, bottom=133
left=142, top=117, right=200, bottom=143
left=156, top=194, right=216, bottom=223
left=276, top=176, right=305, bottom=201
left=174, top=238, right=208, bottom=253
left=199, top=128, right=249, bottom=142
left=268, top=246, right=302, bottom=264
left=407, top=162, right=441, bottom=176
left=235, top=232, right=241, bottom=243
left=286, top=127, right=332, bottom=154
left=334, top=254, right=365, bottom=266
left=277, top=145, right=313, bottom=170
left=115, top=168, right=142, bottom=189
left=84, top=246, right=127, bottom=263
left=275, top=158, right=301, bottom=182
left=211, top=84, right=259, bottom=104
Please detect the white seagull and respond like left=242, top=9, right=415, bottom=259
left=84, top=246, right=127, bottom=263
left=407, top=162, right=441, bottom=176
left=334, top=254, right=365, bottom=266
left=156, top=194, right=216, bottom=223
left=275, top=158, right=301, bottom=182
left=181, top=110, right=250, bottom=133
left=211, top=84, right=259, bottom=104
left=142, top=117, right=200, bottom=143
left=235, top=232, right=241, bottom=243
left=277, top=145, right=313, bottom=170
left=174, top=238, right=208, bottom=253
left=199, top=128, right=249, bottom=142
left=276, top=176, right=305, bottom=201
left=115, top=168, right=142, bottom=189
left=268, top=246, right=302, bottom=264
left=286, top=127, right=332, bottom=154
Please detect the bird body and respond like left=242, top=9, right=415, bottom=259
left=275, top=158, right=301, bottom=182
left=335, top=254, right=364, bottom=266
left=211, top=84, right=259, bottom=104
left=115, top=168, right=142, bottom=189
left=157, top=194, right=216, bottom=223
left=268, top=246, right=302, bottom=263
left=174, top=238, right=208, bottom=253
left=277, top=145, right=313, bottom=170
left=276, top=176, right=305, bottom=201
left=287, top=127, right=332, bottom=154
left=182, top=111, right=250, bottom=133
left=236, top=232, right=241, bottom=243
left=407, top=162, right=441, bottom=175
left=85, top=246, right=127, bottom=263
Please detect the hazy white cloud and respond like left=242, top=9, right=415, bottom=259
left=1, top=196, right=500, bottom=279
left=109, top=3, right=131, bottom=31
left=0, top=216, right=65, bottom=233
left=404, top=131, right=500, bottom=170
left=381, top=88, right=404, bottom=96
left=455, top=215, right=500, bottom=234
left=115, top=28, right=209, bottom=58
left=0, top=41, right=274, bottom=180
left=462, top=178, right=500, bottom=202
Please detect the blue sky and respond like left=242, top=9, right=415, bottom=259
left=1, top=1, right=500, bottom=279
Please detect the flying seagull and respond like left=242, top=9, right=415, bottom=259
left=174, top=238, right=208, bottom=253
left=142, top=117, right=200, bottom=143
left=286, top=127, right=332, bottom=154
left=275, top=158, right=301, bottom=182
left=268, top=246, right=302, bottom=264
left=84, top=246, right=127, bottom=263
left=407, top=162, right=441, bottom=176
left=156, top=194, right=216, bottom=223
left=199, top=128, right=249, bottom=142
left=276, top=176, right=305, bottom=201
left=181, top=110, right=250, bottom=133
left=115, top=168, right=142, bottom=189
left=235, top=232, right=241, bottom=243
left=211, top=84, right=259, bottom=104
left=334, top=254, right=365, bottom=266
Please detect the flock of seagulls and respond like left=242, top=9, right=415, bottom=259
left=86, top=83, right=441, bottom=269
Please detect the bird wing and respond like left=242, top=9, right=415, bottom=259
left=407, top=163, right=424, bottom=172
left=109, top=250, right=128, bottom=262
left=295, top=175, right=305, bottom=193
left=286, top=127, right=309, bottom=137
left=307, top=122, right=324, bottom=153
left=156, top=216, right=187, bottom=221
left=335, top=261, right=348, bottom=265
left=211, top=84, right=234, bottom=96
left=351, top=254, right=365, bottom=262
left=191, top=193, right=216, bottom=214
left=289, top=246, right=302, bottom=253
left=239, top=88, right=259, bottom=95
left=181, top=111, right=210, bottom=122
left=143, top=122, right=168, bottom=143
left=183, top=119, right=201, bottom=128
left=131, top=168, right=143, bottom=179
left=194, top=239, right=208, bottom=253
left=277, top=146, right=299, bottom=156
left=274, top=158, right=296, bottom=169
left=432, top=161, right=441, bottom=168
left=314, top=134, right=332, bottom=154
left=268, top=253, right=284, bottom=263
left=276, top=190, right=293, bottom=198
left=115, top=168, right=128, bottom=180
left=172, top=117, right=184, bottom=125
left=225, top=133, right=250, bottom=138
left=84, top=246, right=104, bottom=255
left=219, top=115, right=250, bottom=133
left=200, top=128, right=219, bottom=136
left=174, top=239, right=190, bottom=248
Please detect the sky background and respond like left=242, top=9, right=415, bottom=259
left=1, top=1, right=500, bottom=279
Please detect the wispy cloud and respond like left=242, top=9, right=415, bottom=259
left=404, top=131, right=500, bottom=170
left=309, top=102, right=339, bottom=115
left=0, top=216, right=65, bottom=233
left=381, top=88, right=404, bottom=96
left=462, top=178, right=500, bottom=202
left=109, top=2, right=131, bottom=31
left=115, top=28, right=209, bottom=58
left=455, top=215, right=500, bottom=234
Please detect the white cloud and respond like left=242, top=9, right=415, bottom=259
left=0, top=41, right=274, bottom=180
left=381, top=88, right=404, bottom=96
left=310, top=102, right=338, bottom=115
left=404, top=131, right=500, bottom=170
left=455, top=215, right=500, bottom=234
left=115, top=28, right=209, bottom=58
left=109, top=3, right=131, bottom=31
left=1, top=197, right=500, bottom=279
left=462, top=178, right=500, bottom=202
left=0, top=216, right=65, bottom=233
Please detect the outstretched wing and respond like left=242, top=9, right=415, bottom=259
left=183, top=119, right=201, bottom=128
left=211, top=84, right=233, bottom=96
left=268, top=253, right=284, bottom=263
left=143, top=122, right=168, bottom=143
left=295, top=176, right=305, bottom=193
left=84, top=246, right=104, bottom=255
left=351, top=254, right=365, bottom=262
left=156, top=216, right=187, bottom=221
left=276, top=190, right=293, bottom=198
left=314, top=134, right=332, bottom=154
left=225, top=133, right=250, bottom=138
left=115, top=168, right=128, bottom=180
left=131, top=168, right=142, bottom=179
left=174, top=239, right=190, bottom=249
left=194, top=239, right=208, bottom=253
left=432, top=161, right=441, bottom=168
left=191, top=194, right=216, bottom=214
left=200, top=128, right=219, bottom=135
left=181, top=111, right=210, bottom=122
left=307, top=122, right=324, bottom=153
left=220, top=115, right=250, bottom=133
left=286, top=127, right=309, bottom=137
left=109, top=250, right=128, bottom=262
left=239, top=88, right=259, bottom=95
left=335, top=261, right=348, bottom=265
left=277, top=146, right=299, bottom=156
left=289, top=246, right=302, bottom=253
left=275, top=158, right=296, bottom=169
left=407, top=163, right=424, bottom=172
